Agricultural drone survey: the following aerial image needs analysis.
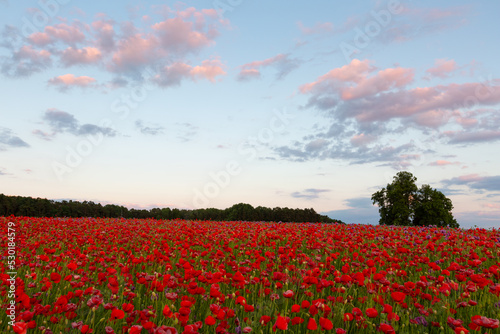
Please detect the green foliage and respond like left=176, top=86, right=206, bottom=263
left=371, top=171, right=458, bottom=227
left=0, top=194, right=345, bottom=223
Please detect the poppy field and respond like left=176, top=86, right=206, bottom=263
left=1, top=216, right=500, bottom=334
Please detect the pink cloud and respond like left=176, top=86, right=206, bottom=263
left=48, top=74, right=97, bottom=90
left=297, top=21, right=333, bottom=35
left=238, top=53, right=300, bottom=81
left=341, top=67, right=414, bottom=100
left=237, top=69, right=261, bottom=81
left=300, top=59, right=414, bottom=99
left=190, top=59, right=226, bottom=82
left=425, top=58, right=458, bottom=79
left=28, top=32, right=52, bottom=46
left=428, top=160, right=460, bottom=166
left=61, top=47, right=102, bottom=66
left=16, top=45, right=51, bottom=62
left=483, top=203, right=500, bottom=209
left=344, top=82, right=500, bottom=123
left=299, top=59, right=374, bottom=93
left=241, top=54, right=290, bottom=70
left=110, top=33, right=160, bottom=72
left=91, top=19, right=116, bottom=52
left=350, top=133, right=376, bottom=146
left=410, top=109, right=454, bottom=128
left=152, top=60, right=225, bottom=87
left=456, top=174, right=483, bottom=182
left=152, top=9, right=218, bottom=55
left=29, top=23, right=87, bottom=46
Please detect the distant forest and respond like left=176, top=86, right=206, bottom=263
left=0, top=194, right=344, bottom=224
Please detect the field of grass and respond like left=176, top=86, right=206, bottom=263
left=1, top=217, right=499, bottom=333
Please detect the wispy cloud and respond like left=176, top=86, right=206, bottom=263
left=48, top=74, right=97, bottom=91
left=34, top=109, right=116, bottom=139
left=0, top=127, right=29, bottom=150
left=237, top=53, right=301, bottom=81
left=442, top=174, right=500, bottom=192
left=291, top=188, right=330, bottom=200
left=135, top=120, right=164, bottom=135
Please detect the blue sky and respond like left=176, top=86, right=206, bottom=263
left=1, top=0, right=500, bottom=228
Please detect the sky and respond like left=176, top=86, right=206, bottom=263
left=1, top=0, right=499, bottom=228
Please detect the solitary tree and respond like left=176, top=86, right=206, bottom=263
left=371, top=171, right=458, bottom=227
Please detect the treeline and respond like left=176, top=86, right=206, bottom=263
left=0, top=194, right=344, bottom=223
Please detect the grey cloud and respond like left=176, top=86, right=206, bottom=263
left=291, top=188, right=330, bottom=200
left=274, top=139, right=420, bottom=169
left=44, top=109, right=79, bottom=132
left=135, top=120, right=164, bottom=135
left=40, top=109, right=116, bottom=138
left=0, top=127, right=29, bottom=149
left=442, top=175, right=500, bottom=192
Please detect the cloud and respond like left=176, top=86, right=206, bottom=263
left=1, top=45, right=52, bottom=77
left=374, top=5, right=470, bottom=45
left=274, top=137, right=421, bottom=169
left=425, top=58, right=458, bottom=79
left=1, top=6, right=225, bottom=84
left=442, top=174, right=500, bottom=192
left=152, top=59, right=225, bottom=87
left=428, top=160, right=460, bottom=166
left=237, top=53, right=301, bottom=81
left=301, top=59, right=500, bottom=126
left=39, top=109, right=116, bottom=138
left=47, top=74, right=97, bottom=91
left=91, top=19, right=116, bottom=52
left=236, top=69, right=261, bottom=81
left=291, top=188, right=330, bottom=200
left=297, top=21, right=333, bottom=35
left=0, top=127, right=29, bottom=150
left=61, top=46, right=102, bottom=66
left=300, top=59, right=414, bottom=101
left=443, top=130, right=500, bottom=145
left=135, top=120, right=164, bottom=135
left=28, top=22, right=87, bottom=46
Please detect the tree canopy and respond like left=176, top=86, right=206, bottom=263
left=371, top=171, right=458, bottom=227
left=0, top=194, right=343, bottom=224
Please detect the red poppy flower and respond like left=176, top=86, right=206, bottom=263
left=50, top=272, right=61, bottom=283
left=13, top=322, right=27, bottom=334
left=366, top=308, right=378, bottom=318
left=307, top=318, right=317, bottom=330
left=319, top=317, right=333, bottom=330
left=129, top=326, right=142, bottom=334
left=275, top=316, right=288, bottom=330
left=122, top=303, right=134, bottom=313
left=163, top=305, right=173, bottom=318
left=391, top=291, right=406, bottom=302
left=110, top=309, right=125, bottom=321
left=205, top=315, right=216, bottom=325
